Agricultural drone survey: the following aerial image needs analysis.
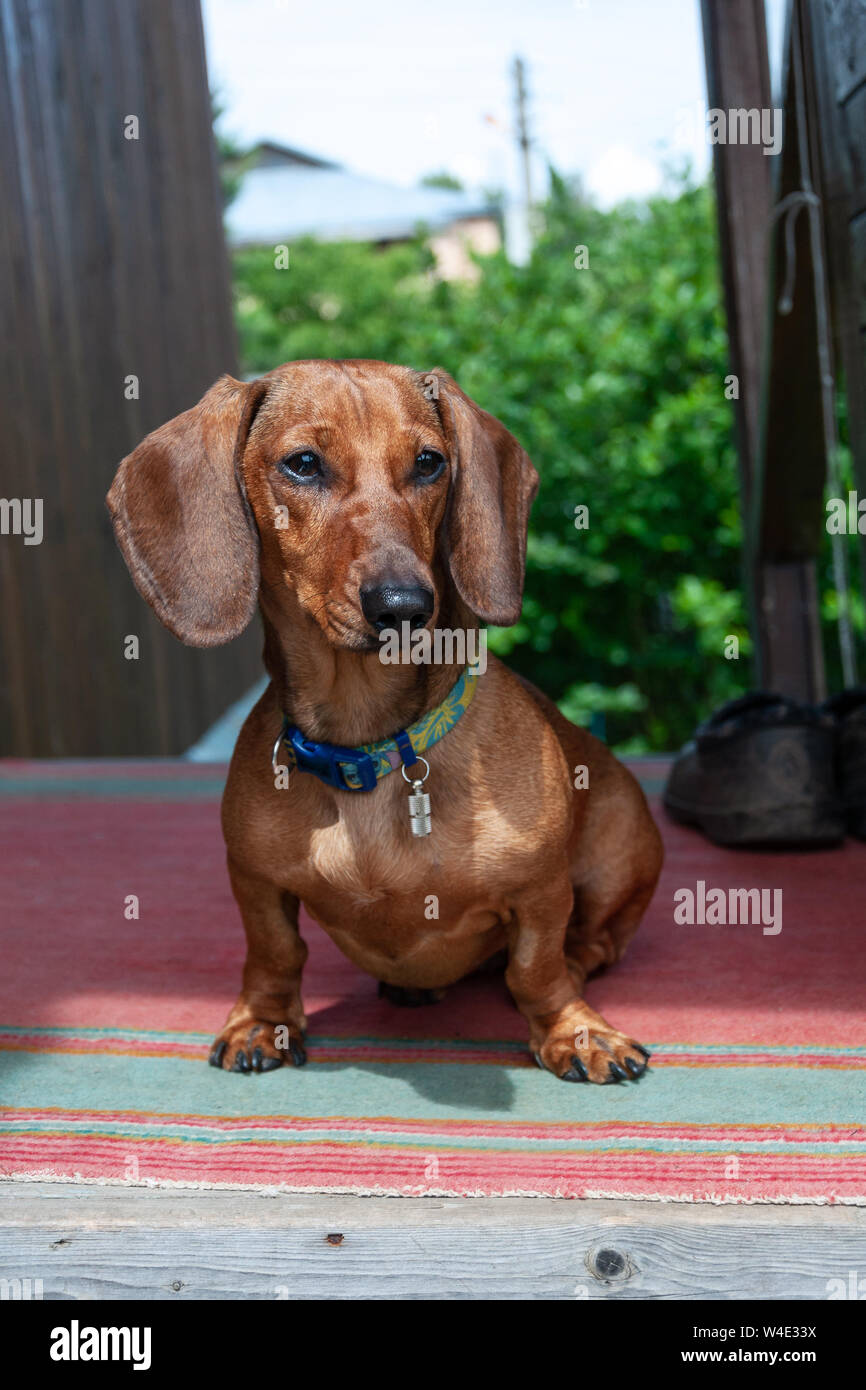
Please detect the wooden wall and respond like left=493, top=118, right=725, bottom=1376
left=0, top=0, right=261, bottom=755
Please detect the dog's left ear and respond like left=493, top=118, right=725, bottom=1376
left=431, top=369, right=539, bottom=626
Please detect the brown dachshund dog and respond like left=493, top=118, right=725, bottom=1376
left=107, top=360, right=662, bottom=1084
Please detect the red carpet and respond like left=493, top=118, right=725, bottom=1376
left=0, top=759, right=864, bottom=1201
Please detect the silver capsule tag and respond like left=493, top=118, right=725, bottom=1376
left=408, top=779, right=432, bottom=837
left=402, top=755, right=432, bottom=838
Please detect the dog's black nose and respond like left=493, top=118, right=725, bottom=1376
left=360, top=583, right=434, bottom=633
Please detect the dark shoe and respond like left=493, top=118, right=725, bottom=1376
left=820, top=687, right=866, bottom=840
left=663, top=692, right=844, bottom=847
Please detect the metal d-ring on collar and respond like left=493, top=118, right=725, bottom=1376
left=272, top=726, right=287, bottom=776
left=400, top=755, right=429, bottom=786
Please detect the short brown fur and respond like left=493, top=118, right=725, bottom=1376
left=107, top=361, right=663, bottom=1084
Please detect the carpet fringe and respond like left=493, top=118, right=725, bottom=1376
left=2, top=1171, right=864, bottom=1204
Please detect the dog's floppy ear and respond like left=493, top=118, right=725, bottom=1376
left=431, top=369, right=539, bottom=626
left=107, top=375, right=266, bottom=647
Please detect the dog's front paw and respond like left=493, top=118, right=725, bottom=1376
left=208, top=1018, right=307, bottom=1074
left=532, top=1019, right=650, bottom=1085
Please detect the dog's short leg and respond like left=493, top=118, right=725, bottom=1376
left=505, top=872, right=649, bottom=1085
left=209, top=860, right=308, bottom=1074
left=564, top=780, right=663, bottom=990
left=564, top=879, right=658, bottom=992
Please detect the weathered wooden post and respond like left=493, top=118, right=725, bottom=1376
left=701, top=0, right=828, bottom=700
left=0, top=0, right=260, bottom=754
left=804, top=0, right=866, bottom=625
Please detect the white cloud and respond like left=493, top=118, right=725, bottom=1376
left=585, top=145, right=663, bottom=208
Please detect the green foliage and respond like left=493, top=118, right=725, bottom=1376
left=212, top=93, right=252, bottom=208
left=232, top=175, right=765, bottom=751
left=420, top=171, right=464, bottom=190
left=819, top=438, right=866, bottom=692
left=234, top=237, right=436, bottom=364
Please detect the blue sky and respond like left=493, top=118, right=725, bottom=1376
left=202, top=0, right=787, bottom=207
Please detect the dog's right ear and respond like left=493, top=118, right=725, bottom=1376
left=107, top=375, right=267, bottom=647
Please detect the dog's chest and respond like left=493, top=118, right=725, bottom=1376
left=279, top=769, right=518, bottom=916
left=303, top=795, right=460, bottom=905
left=295, top=792, right=509, bottom=977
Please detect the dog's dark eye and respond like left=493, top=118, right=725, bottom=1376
left=278, top=449, right=323, bottom=482
left=414, top=449, right=446, bottom=481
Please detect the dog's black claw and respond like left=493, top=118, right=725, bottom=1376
left=608, top=1061, right=628, bottom=1083
left=208, top=1041, right=227, bottom=1069
left=259, top=1054, right=283, bottom=1072
left=232, top=1050, right=251, bottom=1074
left=625, top=1056, right=647, bottom=1079
left=634, top=1044, right=651, bottom=1060
left=251, top=1047, right=263, bottom=1073
left=532, top=1052, right=546, bottom=1071
left=288, top=1040, right=307, bottom=1067
left=562, top=1055, right=588, bottom=1082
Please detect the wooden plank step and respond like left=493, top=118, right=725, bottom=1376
left=1, top=1184, right=864, bottom=1301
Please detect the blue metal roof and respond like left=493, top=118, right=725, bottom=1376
left=226, top=164, right=496, bottom=245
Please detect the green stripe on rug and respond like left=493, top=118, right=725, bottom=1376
left=2, top=1052, right=863, bottom=1126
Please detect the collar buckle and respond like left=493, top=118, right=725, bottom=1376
left=285, top=726, right=379, bottom=792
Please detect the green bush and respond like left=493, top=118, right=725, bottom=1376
left=230, top=177, right=770, bottom=751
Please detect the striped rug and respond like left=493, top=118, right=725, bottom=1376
left=1, top=759, right=864, bottom=1202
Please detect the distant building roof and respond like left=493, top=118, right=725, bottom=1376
left=226, top=144, right=498, bottom=246
left=250, top=141, right=338, bottom=170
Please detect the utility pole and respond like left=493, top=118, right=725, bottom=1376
left=513, top=56, right=533, bottom=213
